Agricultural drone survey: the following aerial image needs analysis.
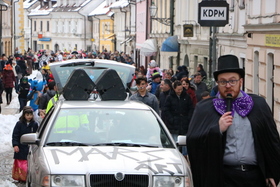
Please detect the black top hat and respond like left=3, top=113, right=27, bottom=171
left=213, top=54, right=245, bottom=81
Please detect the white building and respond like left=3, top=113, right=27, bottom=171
left=27, top=0, right=103, bottom=52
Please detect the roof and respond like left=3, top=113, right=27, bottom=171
left=88, top=0, right=112, bottom=16
left=28, top=0, right=92, bottom=16
left=28, top=5, right=53, bottom=16
left=110, top=0, right=129, bottom=9
left=23, top=0, right=37, bottom=9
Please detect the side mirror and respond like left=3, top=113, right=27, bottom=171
left=20, top=133, right=39, bottom=145
left=176, top=135, right=186, bottom=146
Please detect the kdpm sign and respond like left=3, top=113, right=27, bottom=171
left=198, top=1, right=229, bottom=27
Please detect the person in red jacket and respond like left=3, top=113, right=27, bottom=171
left=2, top=64, right=16, bottom=105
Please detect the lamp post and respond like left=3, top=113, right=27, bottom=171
left=149, top=2, right=171, bottom=27
left=0, top=0, right=8, bottom=56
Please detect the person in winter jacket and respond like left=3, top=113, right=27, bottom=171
left=163, top=80, right=194, bottom=155
left=18, top=77, right=31, bottom=112
left=12, top=106, right=38, bottom=182
left=17, top=57, right=27, bottom=77
left=181, top=78, right=197, bottom=107
left=38, top=81, right=57, bottom=111
left=2, top=64, right=16, bottom=105
left=0, top=77, right=4, bottom=113
left=158, top=79, right=172, bottom=123
left=12, top=59, right=22, bottom=93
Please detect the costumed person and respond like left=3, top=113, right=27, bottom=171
left=2, top=64, right=16, bottom=105
left=27, top=72, right=47, bottom=121
left=187, top=54, right=280, bottom=187
left=146, top=60, right=162, bottom=81
left=12, top=106, right=38, bottom=183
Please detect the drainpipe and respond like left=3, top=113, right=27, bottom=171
left=87, top=15, right=93, bottom=51
left=13, top=0, right=19, bottom=53
left=120, top=7, right=127, bottom=53
left=28, top=17, right=32, bottom=50
left=78, top=10, right=87, bottom=51
left=170, top=0, right=174, bottom=36
left=93, top=15, right=100, bottom=51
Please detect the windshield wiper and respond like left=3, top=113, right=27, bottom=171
left=45, top=142, right=91, bottom=146
left=91, top=142, right=158, bottom=148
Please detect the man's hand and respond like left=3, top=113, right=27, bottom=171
left=266, top=178, right=276, bottom=187
left=219, top=111, right=233, bottom=133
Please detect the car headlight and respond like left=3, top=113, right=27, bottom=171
left=51, top=175, right=85, bottom=187
left=153, top=176, right=192, bottom=187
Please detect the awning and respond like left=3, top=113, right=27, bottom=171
left=161, top=35, right=179, bottom=52
left=140, top=39, right=157, bottom=56
left=120, top=36, right=134, bottom=45
left=105, top=34, right=115, bottom=39
left=39, top=37, right=51, bottom=41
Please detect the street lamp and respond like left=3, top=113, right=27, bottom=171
left=149, top=2, right=171, bottom=26
left=15, top=29, right=25, bottom=39
left=0, top=0, right=8, bottom=56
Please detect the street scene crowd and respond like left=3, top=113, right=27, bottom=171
left=1, top=48, right=280, bottom=187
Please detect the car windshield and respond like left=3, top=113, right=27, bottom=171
left=46, top=108, right=173, bottom=148
left=50, top=61, right=134, bottom=93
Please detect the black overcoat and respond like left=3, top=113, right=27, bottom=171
left=187, top=94, right=280, bottom=187
left=163, top=89, right=194, bottom=134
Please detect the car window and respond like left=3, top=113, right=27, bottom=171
left=46, top=108, right=173, bottom=148
left=50, top=61, right=134, bottom=93
left=37, top=106, right=55, bottom=139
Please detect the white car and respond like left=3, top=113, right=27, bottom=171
left=21, top=59, right=193, bottom=187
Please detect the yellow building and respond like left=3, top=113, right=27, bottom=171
left=100, top=19, right=115, bottom=52
left=1, top=0, right=12, bottom=56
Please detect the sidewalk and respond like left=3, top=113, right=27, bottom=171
left=2, top=107, right=18, bottom=115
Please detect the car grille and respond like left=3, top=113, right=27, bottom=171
left=90, top=174, right=149, bottom=187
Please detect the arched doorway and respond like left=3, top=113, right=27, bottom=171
left=183, top=54, right=190, bottom=67
left=54, top=44, right=59, bottom=52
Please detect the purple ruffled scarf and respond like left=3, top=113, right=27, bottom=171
left=213, top=90, right=254, bottom=117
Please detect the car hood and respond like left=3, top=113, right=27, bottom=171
left=43, top=146, right=186, bottom=175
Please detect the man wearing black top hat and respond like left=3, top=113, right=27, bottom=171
left=187, top=54, right=280, bottom=187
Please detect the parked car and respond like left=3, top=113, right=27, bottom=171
left=21, top=59, right=193, bottom=187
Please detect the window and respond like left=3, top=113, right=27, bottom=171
left=40, top=21, right=43, bottom=32
left=34, top=21, right=36, bottom=31
left=47, top=21, right=49, bottom=32
left=68, top=21, right=71, bottom=33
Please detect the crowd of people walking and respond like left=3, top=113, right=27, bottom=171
left=2, top=48, right=280, bottom=187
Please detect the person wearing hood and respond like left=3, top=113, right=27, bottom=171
left=38, top=81, right=57, bottom=112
